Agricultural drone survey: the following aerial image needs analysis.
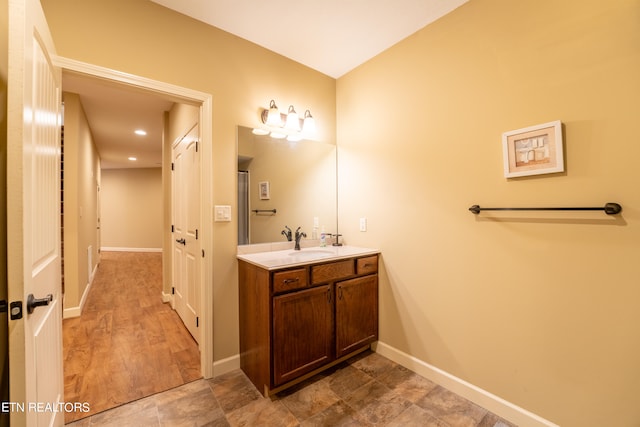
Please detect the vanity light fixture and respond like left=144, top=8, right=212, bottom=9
left=252, top=99, right=316, bottom=142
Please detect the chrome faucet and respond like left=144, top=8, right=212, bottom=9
left=294, top=227, right=306, bottom=250
left=281, top=226, right=292, bottom=241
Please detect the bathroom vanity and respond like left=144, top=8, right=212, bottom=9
left=237, top=246, right=379, bottom=396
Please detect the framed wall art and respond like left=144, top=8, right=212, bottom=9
left=502, top=120, right=564, bottom=178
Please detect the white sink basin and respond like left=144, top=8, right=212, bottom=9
left=287, top=249, right=335, bottom=259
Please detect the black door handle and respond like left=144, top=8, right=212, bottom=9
left=176, top=238, right=186, bottom=245
left=26, top=294, right=53, bottom=314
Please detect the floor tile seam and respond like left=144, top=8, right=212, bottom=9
left=339, top=377, right=389, bottom=410
left=150, top=403, right=162, bottom=426
left=204, top=379, right=233, bottom=421
left=391, top=403, right=451, bottom=427
left=279, top=389, right=344, bottom=423
left=413, top=385, right=490, bottom=427
left=424, top=383, right=491, bottom=416
left=330, top=368, right=377, bottom=396
left=311, top=398, right=358, bottom=425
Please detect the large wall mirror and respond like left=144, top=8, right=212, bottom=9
left=237, top=126, right=337, bottom=245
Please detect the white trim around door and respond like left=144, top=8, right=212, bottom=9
left=53, top=56, right=215, bottom=379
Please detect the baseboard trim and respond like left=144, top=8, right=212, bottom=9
left=63, top=263, right=98, bottom=319
left=101, top=247, right=162, bottom=253
left=212, top=354, right=240, bottom=378
left=374, top=341, right=559, bottom=427
left=161, top=291, right=173, bottom=304
left=63, top=305, right=80, bottom=319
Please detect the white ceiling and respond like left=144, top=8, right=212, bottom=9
left=63, top=72, right=173, bottom=169
left=64, top=0, right=467, bottom=169
left=150, top=0, right=468, bottom=78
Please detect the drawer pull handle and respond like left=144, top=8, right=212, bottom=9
left=283, top=278, right=299, bottom=284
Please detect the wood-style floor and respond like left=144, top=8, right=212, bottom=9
left=63, top=251, right=201, bottom=424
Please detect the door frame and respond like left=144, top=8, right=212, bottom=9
left=55, top=56, right=214, bottom=378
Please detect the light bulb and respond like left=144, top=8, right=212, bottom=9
left=284, top=105, right=300, bottom=131
left=266, top=99, right=281, bottom=126
left=302, top=110, right=316, bottom=135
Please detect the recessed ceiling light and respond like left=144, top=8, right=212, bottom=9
left=134, top=129, right=147, bottom=136
left=128, top=157, right=137, bottom=161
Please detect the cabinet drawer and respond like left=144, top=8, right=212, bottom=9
left=356, top=255, right=378, bottom=275
left=311, top=260, right=354, bottom=284
left=273, top=268, right=307, bottom=293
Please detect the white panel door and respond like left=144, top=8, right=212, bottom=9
left=172, top=125, right=201, bottom=343
left=7, top=0, right=64, bottom=426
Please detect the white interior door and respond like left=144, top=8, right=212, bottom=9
left=7, top=0, right=64, bottom=425
left=172, top=124, right=201, bottom=343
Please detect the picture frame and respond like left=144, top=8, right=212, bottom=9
left=258, top=181, right=270, bottom=200
left=502, top=120, right=564, bottom=178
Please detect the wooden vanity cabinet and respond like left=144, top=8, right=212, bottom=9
left=336, top=274, right=378, bottom=358
left=238, top=253, right=378, bottom=396
left=272, top=284, right=333, bottom=386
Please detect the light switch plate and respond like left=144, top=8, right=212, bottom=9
left=359, top=217, right=367, bottom=232
left=214, top=205, right=231, bottom=222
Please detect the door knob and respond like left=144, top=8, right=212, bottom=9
left=26, top=294, right=53, bottom=314
left=176, top=238, right=186, bottom=245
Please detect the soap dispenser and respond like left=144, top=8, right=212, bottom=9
left=320, top=226, right=326, bottom=247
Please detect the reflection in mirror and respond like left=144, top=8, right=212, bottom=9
left=237, top=126, right=336, bottom=245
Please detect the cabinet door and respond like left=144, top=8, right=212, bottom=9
left=336, top=275, right=378, bottom=358
left=273, top=285, right=333, bottom=386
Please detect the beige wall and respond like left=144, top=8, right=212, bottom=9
left=62, top=92, right=101, bottom=313
left=40, top=0, right=337, bottom=362
left=336, top=1, right=640, bottom=426
left=101, top=168, right=163, bottom=250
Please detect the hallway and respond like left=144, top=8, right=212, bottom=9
left=63, top=251, right=201, bottom=423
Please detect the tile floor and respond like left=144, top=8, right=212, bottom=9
left=66, top=351, right=517, bottom=426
